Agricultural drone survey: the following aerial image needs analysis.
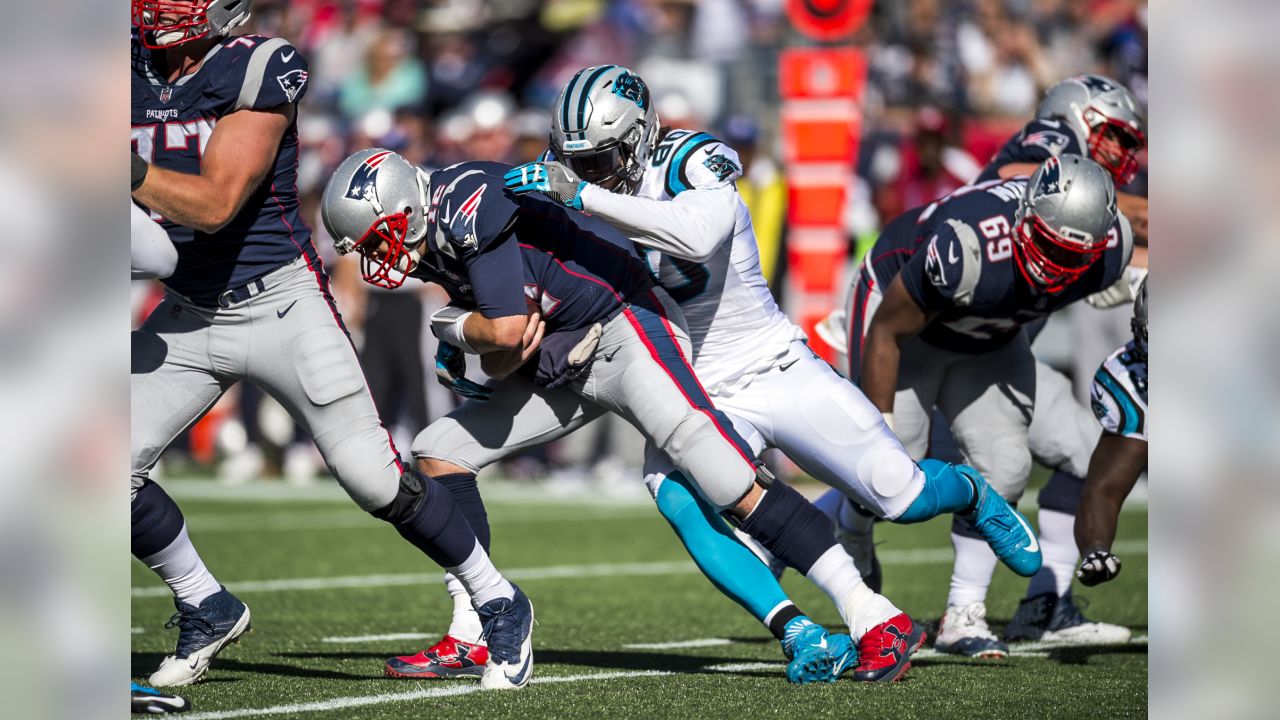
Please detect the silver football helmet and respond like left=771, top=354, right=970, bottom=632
left=1037, top=75, right=1146, bottom=185
left=549, top=65, right=659, bottom=195
left=1132, top=276, right=1147, bottom=359
left=132, top=0, right=253, bottom=49
left=1013, top=155, right=1118, bottom=293
left=321, top=148, right=431, bottom=289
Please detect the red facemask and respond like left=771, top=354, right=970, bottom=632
left=353, top=213, right=416, bottom=290
left=132, top=0, right=214, bottom=49
left=1012, top=212, right=1108, bottom=294
left=1086, top=113, right=1145, bottom=186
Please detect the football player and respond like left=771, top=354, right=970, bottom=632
left=1076, top=278, right=1148, bottom=587
left=826, top=75, right=1147, bottom=649
left=851, top=156, right=1133, bottom=657
left=319, top=149, right=928, bottom=684
left=496, top=65, right=1042, bottom=681
left=130, top=0, right=527, bottom=690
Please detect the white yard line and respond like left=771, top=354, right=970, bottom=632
left=705, top=662, right=780, bottom=673
left=132, top=560, right=696, bottom=598
left=183, top=670, right=674, bottom=720
left=133, top=543, right=1148, bottom=598
left=623, top=638, right=732, bottom=650
left=321, top=632, right=437, bottom=644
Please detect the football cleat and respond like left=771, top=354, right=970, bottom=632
left=384, top=635, right=488, bottom=679
left=477, top=585, right=535, bottom=690
left=852, top=612, right=925, bottom=682
left=781, top=616, right=839, bottom=684
left=934, top=602, right=1008, bottom=658
left=149, top=586, right=251, bottom=687
left=1004, top=592, right=1133, bottom=644
left=958, top=466, right=1042, bottom=577
left=130, top=682, right=190, bottom=714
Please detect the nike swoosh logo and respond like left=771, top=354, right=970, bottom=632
left=816, top=637, right=828, bottom=649
left=778, top=358, right=799, bottom=371
left=281, top=50, right=295, bottom=62
left=1012, top=509, right=1040, bottom=552
left=948, top=244, right=959, bottom=263
left=508, top=653, right=532, bottom=685
left=277, top=300, right=298, bottom=319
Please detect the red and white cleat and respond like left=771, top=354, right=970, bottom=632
left=384, top=635, right=488, bottom=679
left=852, top=612, right=925, bottom=682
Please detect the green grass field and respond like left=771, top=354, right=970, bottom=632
left=131, top=479, right=1148, bottom=719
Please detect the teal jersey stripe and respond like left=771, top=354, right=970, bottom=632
left=665, top=132, right=715, bottom=197
left=1096, top=367, right=1141, bottom=436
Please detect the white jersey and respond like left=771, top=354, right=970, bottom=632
left=581, top=129, right=803, bottom=395
left=1090, top=340, right=1148, bottom=441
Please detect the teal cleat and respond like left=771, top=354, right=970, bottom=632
left=781, top=616, right=838, bottom=684
left=958, top=465, right=1042, bottom=577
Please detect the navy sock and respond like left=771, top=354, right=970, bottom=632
left=736, top=482, right=837, bottom=576
left=131, top=479, right=185, bottom=559
left=1037, top=470, right=1084, bottom=514
left=435, top=472, right=490, bottom=551
left=380, top=472, right=483, bottom=569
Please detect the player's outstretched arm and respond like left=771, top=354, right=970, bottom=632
left=1074, top=432, right=1147, bottom=584
left=480, top=311, right=546, bottom=380
left=132, top=105, right=294, bottom=233
left=578, top=182, right=737, bottom=262
left=861, top=274, right=932, bottom=419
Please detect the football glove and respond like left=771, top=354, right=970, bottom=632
left=1076, top=549, right=1122, bottom=586
left=435, top=342, right=493, bottom=401
left=503, top=161, right=586, bottom=210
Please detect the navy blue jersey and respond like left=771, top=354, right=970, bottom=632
left=131, top=34, right=315, bottom=304
left=975, top=118, right=1088, bottom=183
left=868, top=178, right=1133, bottom=354
left=409, top=160, right=654, bottom=333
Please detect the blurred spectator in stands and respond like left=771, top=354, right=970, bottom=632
left=458, top=90, right=518, bottom=162
left=338, top=28, right=427, bottom=120
left=893, top=106, right=981, bottom=216
left=307, top=1, right=382, bottom=109
left=960, top=0, right=1054, bottom=116
left=512, top=108, right=551, bottom=164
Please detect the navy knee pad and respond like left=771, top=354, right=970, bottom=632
left=131, top=479, right=185, bottom=559
left=1037, top=470, right=1084, bottom=514
left=436, top=472, right=489, bottom=551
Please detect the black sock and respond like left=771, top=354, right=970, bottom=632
left=435, top=472, right=489, bottom=551
left=767, top=603, right=805, bottom=641
left=736, top=482, right=837, bottom=576
left=131, top=479, right=185, bottom=559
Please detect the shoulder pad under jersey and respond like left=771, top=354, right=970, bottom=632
left=654, top=131, right=743, bottom=197
left=923, top=219, right=984, bottom=306
left=221, top=35, right=310, bottom=112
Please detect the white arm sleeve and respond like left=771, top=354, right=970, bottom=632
left=131, top=201, right=177, bottom=280
left=579, top=183, right=737, bottom=262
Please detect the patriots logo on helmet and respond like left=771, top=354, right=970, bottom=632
left=1021, top=129, right=1069, bottom=153
left=1034, top=157, right=1065, bottom=198
left=1078, top=75, right=1117, bottom=93
left=702, top=153, right=741, bottom=182
left=277, top=69, right=309, bottom=103
left=345, top=150, right=394, bottom=202
left=611, top=73, right=649, bottom=110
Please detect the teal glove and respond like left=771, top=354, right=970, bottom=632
left=503, top=161, right=586, bottom=210
left=434, top=342, right=493, bottom=401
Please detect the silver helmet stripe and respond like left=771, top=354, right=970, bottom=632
left=573, top=65, right=617, bottom=138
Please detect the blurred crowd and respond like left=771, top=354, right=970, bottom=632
left=133, top=0, right=1148, bottom=486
